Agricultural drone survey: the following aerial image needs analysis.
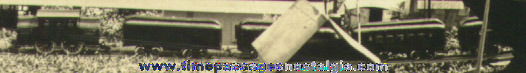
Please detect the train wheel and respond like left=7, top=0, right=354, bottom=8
left=182, top=49, right=193, bottom=58
left=249, top=51, right=258, bottom=58
left=134, top=47, right=146, bottom=56
left=96, top=45, right=111, bottom=54
left=182, top=49, right=205, bottom=58
left=151, top=47, right=163, bottom=56
left=200, top=49, right=208, bottom=58
left=240, top=50, right=258, bottom=59
left=64, top=42, right=84, bottom=55
left=35, top=42, right=54, bottom=55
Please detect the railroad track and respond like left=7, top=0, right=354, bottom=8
left=385, top=53, right=512, bottom=64
left=1, top=46, right=511, bottom=65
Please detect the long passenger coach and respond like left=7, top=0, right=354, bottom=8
left=351, top=18, right=446, bottom=58
left=123, top=15, right=222, bottom=57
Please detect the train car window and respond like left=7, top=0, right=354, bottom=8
left=369, top=8, right=383, bottom=22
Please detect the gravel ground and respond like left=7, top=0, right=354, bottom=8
left=0, top=28, right=16, bottom=50
left=390, top=60, right=507, bottom=73
left=0, top=53, right=261, bottom=73
left=0, top=52, right=507, bottom=73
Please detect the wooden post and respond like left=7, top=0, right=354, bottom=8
left=476, top=0, right=491, bottom=73
left=427, top=0, right=432, bottom=18
left=356, top=0, right=361, bottom=43
left=324, top=0, right=328, bottom=14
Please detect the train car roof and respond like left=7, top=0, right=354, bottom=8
left=239, top=19, right=335, bottom=33
left=124, top=15, right=221, bottom=29
left=354, top=24, right=445, bottom=33
left=239, top=20, right=274, bottom=25
left=459, top=16, right=482, bottom=27
left=36, top=10, right=80, bottom=18
left=460, top=16, right=479, bottom=24
left=238, top=15, right=340, bottom=25
left=0, top=0, right=404, bottom=14
left=125, top=15, right=221, bottom=24
left=361, top=18, right=444, bottom=27
left=352, top=18, right=445, bottom=33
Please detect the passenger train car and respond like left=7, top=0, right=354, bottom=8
left=123, top=15, right=223, bottom=57
left=352, top=18, right=446, bottom=58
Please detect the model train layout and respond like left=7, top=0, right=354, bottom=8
left=0, top=0, right=509, bottom=63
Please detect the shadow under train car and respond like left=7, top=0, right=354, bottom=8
left=351, top=18, right=447, bottom=59
left=16, top=9, right=102, bottom=55
left=122, top=15, right=222, bottom=57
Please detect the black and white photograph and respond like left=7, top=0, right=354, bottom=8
left=0, top=0, right=524, bottom=73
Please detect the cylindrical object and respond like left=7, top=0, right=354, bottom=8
left=476, top=0, right=491, bottom=73
left=357, top=0, right=361, bottom=43
left=324, top=0, right=328, bottom=14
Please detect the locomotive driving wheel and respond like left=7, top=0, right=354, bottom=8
left=35, top=42, right=54, bottom=55
left=64, top=42, right=84, bottom=55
